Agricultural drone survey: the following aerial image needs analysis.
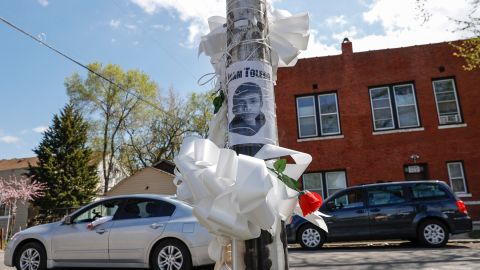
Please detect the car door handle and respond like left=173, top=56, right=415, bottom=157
left=96, top=228, right=106, bottom=234
left=150, top=223, right=164, bottom=229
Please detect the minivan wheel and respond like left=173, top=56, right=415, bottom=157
left=152, top=239, right=192, bottom=270
left=418, top=220, right=449, bottom=247
left=15, top=242, right=46, bottom=270
left=298, top=224, right=325, bottom=249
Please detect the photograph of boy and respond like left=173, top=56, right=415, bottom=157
left=229, top=82, right=266, bottom=136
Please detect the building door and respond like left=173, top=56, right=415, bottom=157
left=404, top=163, right=428, bottom=181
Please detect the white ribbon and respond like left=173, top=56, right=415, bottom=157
left=174, top=137, right=327, bottom=261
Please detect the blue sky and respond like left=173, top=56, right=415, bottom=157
left=0, top=0, right=476, bottom=159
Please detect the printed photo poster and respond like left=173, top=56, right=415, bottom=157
left=227, top=61, right=278, bottom=146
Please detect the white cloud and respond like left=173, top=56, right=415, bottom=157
left=133, top=41, right=140, bottom=46
left=130, top=0, right=283, bottom=46
left=301, top=0, right=478, bottom=58
left=326, top=15, right=347, bottom=27
left=110, top=19, right=121, bottom=28
left=130, top=0, right=226, bottom=46
left=151, top=24, right=172, bottom=31
left=300, top=30, right=340, bottom=58
left=32, top=126, right=48, bottom=133
left=125, top=24, right=138, bottom=30
left=0, top=136, right=19, bottom=144
left=37, top=0, right=49, bottom=7
left=332, top=26, right=359, bottom=42
left=359, top=0, right=475, bottom=50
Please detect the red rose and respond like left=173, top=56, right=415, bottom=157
left=299, top=191, right=323, bottom=216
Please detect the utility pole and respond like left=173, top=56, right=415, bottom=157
left=226, top=0, right=288, bottom=269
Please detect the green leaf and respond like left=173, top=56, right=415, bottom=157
left=213, top=91, right=224, bottom=114
left=273, top=159, right=287, bottom=173
left=279, top=174, right=299, bottom=191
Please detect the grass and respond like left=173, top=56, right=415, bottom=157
left=0, top=239, right=6, bottom=250
left=469, top=230, right=480, bottom=239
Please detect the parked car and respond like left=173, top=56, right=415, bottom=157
left=287, top=180, right=472, bottom=249
left=4, top=194, right=213, bottom=270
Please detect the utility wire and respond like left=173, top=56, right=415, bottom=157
left=0, top=16, right=164, bottom=112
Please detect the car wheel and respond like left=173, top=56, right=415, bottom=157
left=298, top=224, right=325, bottom=249
left=418, top=220, right=449, bottom=247
left=152, top=239, right=192, bottom=270
left=15, top=242, right=46, bottom=270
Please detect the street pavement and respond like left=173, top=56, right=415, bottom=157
left=289, top=241, right=480, bottom=270
left=2, top=240, right=480, bottom=270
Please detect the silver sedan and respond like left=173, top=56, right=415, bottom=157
left=4, top=194, right=213, bottom=270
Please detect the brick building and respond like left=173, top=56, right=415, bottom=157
left=275, top=39, right=480, bottom=221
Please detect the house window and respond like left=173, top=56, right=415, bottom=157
left=369, top=83, right=420, bottom=131
left=302, top=170, right=347, bottom=198
left=296, top=96, right=317, bottom=137
left=0, top=204, right=7, bottom=216
left=447, top=162, right=467, bottom=193
left=432, top=79, right=462, bottom=125
left=296, top=93, right=340, bottom=138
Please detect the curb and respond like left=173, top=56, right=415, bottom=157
left=449, top=239, right=480, bottom=243
left=288, top=239, right=480, bottom=248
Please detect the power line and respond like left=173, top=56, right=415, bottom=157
left=0, top=16, right=164, bottom=112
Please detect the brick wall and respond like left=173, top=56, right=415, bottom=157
left=275, top=40, right=480, bottom=220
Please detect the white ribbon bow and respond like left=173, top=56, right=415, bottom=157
left=174, top=137, right=327, bottom=262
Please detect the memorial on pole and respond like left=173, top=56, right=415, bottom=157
left=173, top=1, right=328, bottom=269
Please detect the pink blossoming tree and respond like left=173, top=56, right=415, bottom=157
left=0, top=176, right=46, bottom=241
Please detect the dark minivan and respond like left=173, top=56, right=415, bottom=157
left=287, top=180, right=472, bottom=249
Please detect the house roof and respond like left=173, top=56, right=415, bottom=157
left=152, top=160, right=176, bottom=175
left=104, top=166, right=175, bottom=196
left=0, top=157, right=38, bottom=171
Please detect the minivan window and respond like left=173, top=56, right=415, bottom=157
left=411, top=183, right=448, bottom=199
left=333, top=189, right=364, bottom=209
left=368, top=185, right=406, bottom=206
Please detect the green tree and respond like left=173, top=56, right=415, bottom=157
left=28, top=104, right=98, bottom=218
left=65, top=63, right=157, bottom=192
left=120, top=89, right=214, bottom=174
left=416, top=0, right=480, bottom=70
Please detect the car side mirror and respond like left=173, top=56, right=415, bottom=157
left=326, top=201, right=336, bottom=211
left=63, top=216, right=73, bottom=225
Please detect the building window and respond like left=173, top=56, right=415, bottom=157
left=432, top=79, right=462, bottom=125
left=369, top=83, right=420, bottom=131
left=296, top=93, right=340, bottom=138
left=296, top=96, right=317, bottom=137
left=0, top=204, right=7, bottom=216
left=447, top=162, right=467, bottom=193
left=302, top=170, right=347, bottom=198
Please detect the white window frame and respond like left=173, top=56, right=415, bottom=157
left=303, top=170, right=347, bottom=199
left=318, top=94, right=341, bottom=136
left=393, top=84, right=420, bottom=128
left=296, top=96, right=318, bottom=138
left=325, top=171, right=347, bottom=197
left=447, top=162, right=468, bottom=194
left=369, top=87, right=395, bottom=131
left=432, top=79, right=462, bottom=125
left=370, top=84, right=421, bottom=131
left=302, top=172, right=323, bottom=196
